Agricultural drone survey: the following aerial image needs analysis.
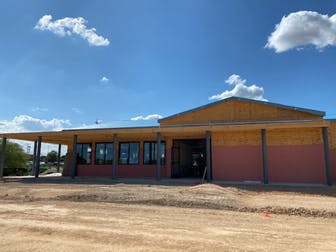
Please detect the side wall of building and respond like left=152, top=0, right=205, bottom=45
left=266, top=128, right=326, bottom=184
left=211, top=130, right=263, bottom=182
left=211, top=127, right=328, bottom=184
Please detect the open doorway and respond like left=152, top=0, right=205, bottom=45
left=171, top=139, right=206, bottom=178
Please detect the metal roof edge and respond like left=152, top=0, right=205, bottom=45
left=158, top=96, right=326, bottom=123
left=62, top=125, right=160, bottom=132
left=158, top=119, right=325, bottom=128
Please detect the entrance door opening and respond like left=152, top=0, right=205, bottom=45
left=171, top=139, right=206, bottom=178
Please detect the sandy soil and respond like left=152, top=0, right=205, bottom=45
left=0, top=177, right=335, bottom=251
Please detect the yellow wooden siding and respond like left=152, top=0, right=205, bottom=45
left=212, top=128, right=324, bottom=146
left=160, top=100, right=322, bottom=125
left=212, top=130, right=261, bottom=146
left=267, top=128, right=323, bottom=146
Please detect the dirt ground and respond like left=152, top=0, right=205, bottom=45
left=0, top=177, right=336, bottom=251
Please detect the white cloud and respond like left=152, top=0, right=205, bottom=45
left=35, top=15, right=110, bottom=46
left=0, top=115, right=71, bottom=133
left=266, top=11, right=336, bottom=53
left=32, top=107, right=48, bottom=112
left=130, top=114, right=163, bottom=121
left=209, top=74, right=267, bottom=101
left=0, top=116, right=71, bottom=156
left=71, top=107, right=82, bottom=114
left=100, top=76, right=109, bottom=83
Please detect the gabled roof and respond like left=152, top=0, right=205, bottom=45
left=158, top=96, right=325, bottom=123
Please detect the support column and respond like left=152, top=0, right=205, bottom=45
left=71, top=135, right=78, bottom=179
left=35, top=136, right=42, bottom=178
left=0, top=137, right=7, bottom=178
left=156, top=132, right=161, bottom=180
left=322, top=127, right=332, bottom=186
left=57, top=144, right=61, bottom=172
left=112, top=134, right=117, bottom=179
left=32, top=141, right=37, bottom=176
left=206, top=131, right=211, bottom=182
left=262, top=129, right=269, bottom=184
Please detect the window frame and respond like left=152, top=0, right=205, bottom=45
left=118, top=142, right=140, bottom=165
left=76, top=143, right=92, bottom=165
left=95, top=142, right=114, bottom=165
left=143, top=141, right=166, bottom=165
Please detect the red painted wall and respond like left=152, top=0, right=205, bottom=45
left=268, top=144, right=326, bottom=184
left=77, top=164, right=169, bottom=178
left=116, top=165, right=168, bottom=178
left=212, top=145, right=263, bottom=182
left=77, top=164, right=112, bottom=177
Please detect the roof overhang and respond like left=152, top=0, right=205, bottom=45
left=0, top=119, right=330, bottom=145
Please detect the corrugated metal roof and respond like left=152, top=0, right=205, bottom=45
left=158, top=96, right=326, bottom=123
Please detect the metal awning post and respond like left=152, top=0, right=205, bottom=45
left=32, top=141, right=37, bottom=176
left=71, top=135, right=78, bottom=179
left=322, top=127, right=332, bottom=186
left=0, top=137, right=7, bottom=178
left=262, top=129, right=269, bottom=184
left=112, top=134, right=117, bottom=179
left=57, top=144, right=61, bottom=173
left=156, top=132, right=161, bottom=180
left=206, top=131, right=211, bottom=182
left=35, top=136, right=42, bottom=178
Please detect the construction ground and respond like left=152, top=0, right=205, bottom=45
left=0, top=176, right=336, bottom=251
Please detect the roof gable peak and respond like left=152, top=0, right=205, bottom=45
left=159, top=96, right=325, bottom=124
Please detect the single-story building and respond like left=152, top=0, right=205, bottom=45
left=1, top=96, right=335, bottom=185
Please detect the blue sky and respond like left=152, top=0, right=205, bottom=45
left=1, top=0, right=336, bottom=134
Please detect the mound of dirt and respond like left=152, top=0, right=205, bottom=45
left=238, top=206, right=336, bottom=218
left=53, top=184, right=336, bottom=218
left=186, top=184, right=244, bottom=195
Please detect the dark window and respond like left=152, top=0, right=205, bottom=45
left=143, top=141, right=165, bottom=165
left=95, top=143, right=114, bottom=164
left=119, top=142, right=139, bottom=164
left=76, top=143, right=92, bottom=164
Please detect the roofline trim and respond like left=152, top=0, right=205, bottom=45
left=62, top=125, right=159, bottom=132
left=157, top=119, right=325, bottom=128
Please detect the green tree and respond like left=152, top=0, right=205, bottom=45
left=0, top=140, right=29, bottom=168
left=46, top=150, right=58, bottom=163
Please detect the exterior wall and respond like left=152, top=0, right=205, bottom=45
left=77, top=164, right=112, bottom=177
left=267, top=145, right=325, bottom=183
left=267, top=128, right=326, bottom=184
left=160, top=100, right=322, bottom=125
left=76, top=139, right=170, bottom=179
left=72, top=126, right=332, bottom=185
left=116, top=165, right=168, bottom=178
left=78, top=164, right=169, bottom=178
left=211, top=128, right=329, bottom=184
left=212, top=131, right=263, bottom=182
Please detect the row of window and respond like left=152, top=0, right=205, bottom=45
left=76, top=142, right=166, bottom=165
